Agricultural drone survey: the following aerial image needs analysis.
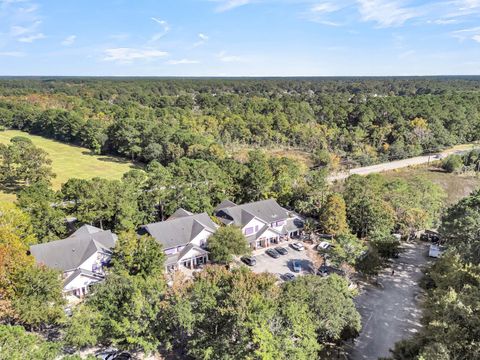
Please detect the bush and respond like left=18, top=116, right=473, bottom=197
left=441, top=155, right=463, bottom=173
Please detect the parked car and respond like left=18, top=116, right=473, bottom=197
left=275, top=246, right=288, bottom=255
left=282, top=273, right=296, bottom=281
left=241, top=256, right=257, bottom=266
left=290, top=242, right=304, bottom=251
left=96, top=350, right=132, bottom=360
left=317, top=241, right=331, bottom=251
left=292, top=260, right=302, bottom=273
left=266, top=248, right=280, bottom=258
left=317, top=265, right=345, bottom=277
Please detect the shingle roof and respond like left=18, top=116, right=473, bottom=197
left=214, top=199, right=237, bottom=212
left=215, top=199, right=289, bottom=227
left=29, top=225, right=117, bottom=272
left=168, top=208, right=194, bottom=220
left=142, top=212, right=218, bottom=250
left=63, top=268, right=104, bottom=288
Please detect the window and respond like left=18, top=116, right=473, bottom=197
left=245, top=227, right=254, bottom=235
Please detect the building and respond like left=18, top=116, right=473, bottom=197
left=214, top=199, right=304, bottom=249
left=138, top=208, right=218, bottom=272
left=29, top=225, right=117, bottom=299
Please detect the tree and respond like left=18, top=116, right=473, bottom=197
left=343, top=175, right=395, bottom=238
left=329, top=233, right=366, bottom=267
left=369, top=231, right=401, bottom=259
left=10, top=265, right=65, bottom=329
left=0, top=137, right=55, bottom=189
left=440, top=189, right=480, bottom=264
left=0, top=325, right=60, bottom=360
left=319, top=193, right=349, bottom=236
left=281, top=275, right=361, bottom=345
left=243, top=150, right=274, bottom=202
left=111, top=231, right=165, bottom=278
left=17, top=181, right=67, bottom=242
left=207, top=226, right=250, bottom=264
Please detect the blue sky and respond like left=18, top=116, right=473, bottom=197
left=0, top=0, right=480, bottom=76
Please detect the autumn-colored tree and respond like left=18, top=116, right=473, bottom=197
left=319, top=193, right=349, bottom=236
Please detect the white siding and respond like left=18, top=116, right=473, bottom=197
left=242, top=218, right=267, bottom=235
left=191, top=229, right=214, bottom=248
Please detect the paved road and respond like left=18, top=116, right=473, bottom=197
left=328, top=146, right=476, bottom=182
left=346, top=242, right=429, bottom=360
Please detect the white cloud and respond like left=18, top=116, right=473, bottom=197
left=18, top=32, right=45, bottom=42
left=61, top=35, right=76, bottom=46
left=217, top=51, right=246, bottom=62
left=194, top=33, right=209, bottom=47
left=311, top=2, right=342, bottom=14
left=167, top=58, right=200, bottom=65
left=212, top=0, right=252, bottom=12
left=357, top=0, right=419, bottom=27
left=0, top=51, right=25, bottom=57
left=103, top=47, right=168, bottom=62
left=452, top=26, right=480, bottom=42
left=150, top=17, right=170, bottom=41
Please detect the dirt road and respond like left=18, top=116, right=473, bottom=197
left=328, top=145, right=477, bottom=182
left=346, top=242, right=430, bottom=360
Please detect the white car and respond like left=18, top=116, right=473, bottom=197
left=317, top=241, right=331, bottom=251
left=291, top=242, right=304, bottom=251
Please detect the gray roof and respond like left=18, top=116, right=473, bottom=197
left=214, top=199, right=237, bottom=212
left=29, top=225, right=117, bottom=272
left=165, top=244, right=209, bottom=267
left=63, top=268, right=104, bottom=288
left=215, top=199, right=290, bottom=227
left=284, top=218, right=304, bottom=233
left=168, top=208, right=194, bottom=220
left=142, top=212, right=218, bottom=250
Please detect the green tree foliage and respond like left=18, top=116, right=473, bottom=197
left=207, top=226, right=250, bottom=264
left=441, top=154, right=464, bottom=173
left=440, top=189, right=480, bottom=264
left=343, top=175, right=395, bottom=237
left=318, top=193, right=349, bottom=235
left=0, top=137, right=55, bottom=189
left=17, top=181, right=67, bottom=242
left=111, top=231, right=165, bottom=278
left=243, top=150, right=274, bottom=202
left=10, top=265, right=65, bottom=329
left=281, top=275, right=361, bottom=346
left=65, top=232, right=166, bottom=354
left=0, top=325, right=60, bottom=360
left=158, top=266, right=359, bottom=360
left=329, top=233, right=366, bottom=267
left=369, top=231, right=401, bottom=259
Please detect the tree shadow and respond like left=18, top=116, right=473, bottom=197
left=80, top=150, right=143, bottom=169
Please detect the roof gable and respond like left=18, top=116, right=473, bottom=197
left=29, top=229, right=116, bottom=271
left=143, top=211, right=217, bottom=249
left=215, top=199, right=289, bottom=227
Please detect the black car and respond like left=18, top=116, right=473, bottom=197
left=266, top=248, right=280, bottom=258
left=275, top=247, right=288, bottom=255
left=96, top=350, right=132, bottom=360
left=282, top=273, right=295, bottom=281
left=241, top=256, right=257, bottom=266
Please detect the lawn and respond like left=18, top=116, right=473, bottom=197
left=0, top=130, right=139, bottom=202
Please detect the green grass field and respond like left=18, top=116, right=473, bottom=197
left=0, top=130, right=138, bottom=202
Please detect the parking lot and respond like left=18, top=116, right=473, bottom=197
left=249, top=243, right=315, bottom=279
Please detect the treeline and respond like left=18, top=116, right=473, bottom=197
left=0, top=77, right=480, bottom=166
left=388, top=189, right=480, bottom=359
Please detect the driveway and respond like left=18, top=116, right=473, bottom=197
left=250, top=244, right=314, bottom=278
left=346, top=241, right=430, bottom=360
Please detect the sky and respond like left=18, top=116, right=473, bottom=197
left=0, top=0, right=480, bottom=76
